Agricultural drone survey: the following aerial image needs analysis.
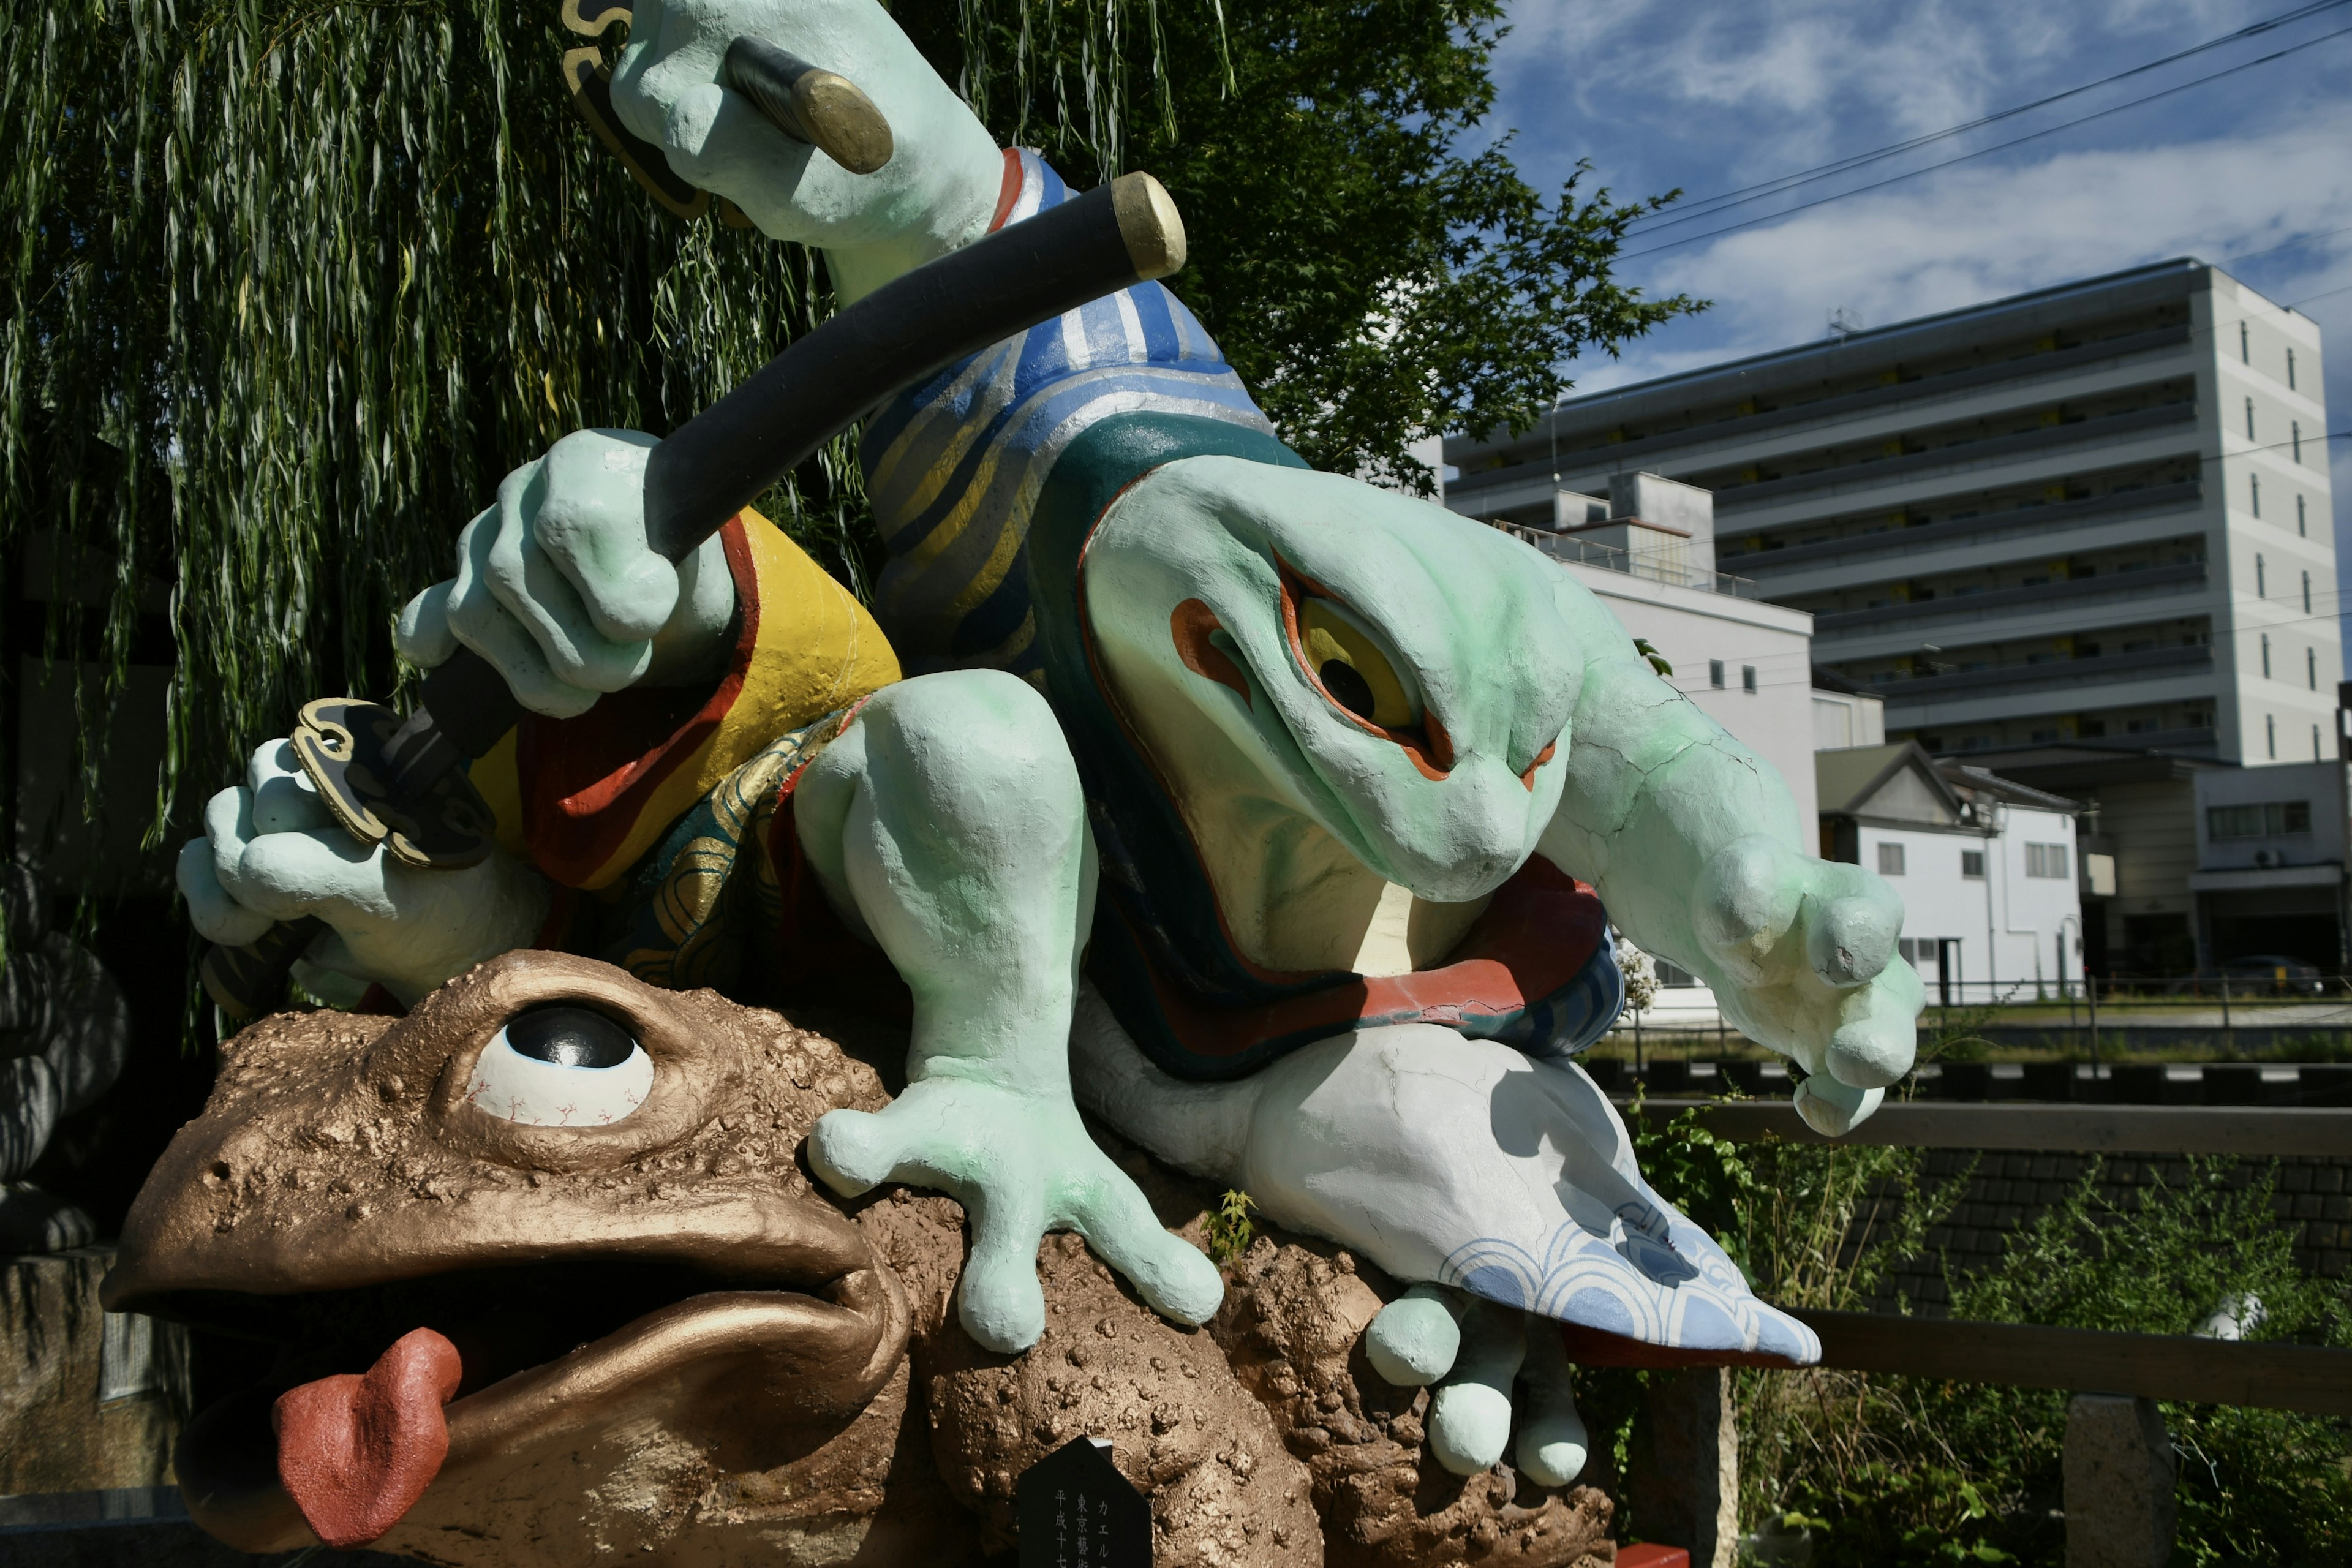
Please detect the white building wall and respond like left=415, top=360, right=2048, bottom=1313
left=1991, top=805, right=2085, bottom=988
left=1555, top=562, right=1820, bottom=826
left=1858, top=809, right=2082, bottom=998
left=1858, top=825, right=1986, bottom=993
left=1812, top=688, right=1886, bottom=750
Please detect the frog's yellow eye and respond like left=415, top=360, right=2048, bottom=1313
left=1299, top=598, right=1420, bottom=729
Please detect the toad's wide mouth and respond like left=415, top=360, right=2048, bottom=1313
left=141, top=1250, right=903, bottom=1553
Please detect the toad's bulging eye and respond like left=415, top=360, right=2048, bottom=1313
left=466, top=1005, right=652, bottom=1127
left=1300, top=599, right=1419, bottom=729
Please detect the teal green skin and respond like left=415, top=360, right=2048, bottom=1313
left=1082, top=455, right=1924, bottom=1105
left=181, top=0, right=1924, bottom=1425
left=788, top=454, right=1923, bottom=1366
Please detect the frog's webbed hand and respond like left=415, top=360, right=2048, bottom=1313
left=609, top=0, right=1005, bottom=300
left=1690, top=835, right=1924, bottom=1133
left=791, top=671, right=1223, bottom=1353
left=178, top=742, right=550, bottom=1008
left=395, top=428, right=736, bottom=719
left=1541, top=566, right=1921, bottom=1134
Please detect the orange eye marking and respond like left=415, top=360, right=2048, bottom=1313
left=1273, top=556, right=1450, bottom=780
left=1170, top=598, right=1250, bottom=703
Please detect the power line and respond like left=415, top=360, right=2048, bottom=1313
left=1613, top=23, right=2352, bottom=264
left=1628, top=1, right=2352, bottom=237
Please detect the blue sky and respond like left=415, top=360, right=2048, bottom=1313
left=1483, top=0, right=2352, bottom=614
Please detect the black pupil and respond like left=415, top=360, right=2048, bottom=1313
left=507, top=1005, right=636, bottom=1069
left=1320, top=658, right=1378, bottom=722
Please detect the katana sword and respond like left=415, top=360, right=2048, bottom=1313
left=201, top=164, right=1188, bottom=1017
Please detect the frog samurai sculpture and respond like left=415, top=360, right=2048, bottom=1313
left=148, top=0, right=1923, bottom=1551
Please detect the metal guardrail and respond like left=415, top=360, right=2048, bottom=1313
left=1497, top=523, right=1762, bottom=598
left=1917, top=974, right=2351, bottom=1005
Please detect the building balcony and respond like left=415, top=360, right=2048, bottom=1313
left=1709, top=402, right=2197, bottom=513
left=1447, top=323, right=2192, bottom=494
left=1811, top=560, right=2206, bottom=638
left=1724, top=480, right=2203, bottom=576
left=1874, top=643, right=2212, bottom=703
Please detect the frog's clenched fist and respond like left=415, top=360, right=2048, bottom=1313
left=179, top=0, right=1918, bottom=1474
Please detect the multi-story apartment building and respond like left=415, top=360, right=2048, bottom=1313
left=1444, top=259, right=2335, bottom=767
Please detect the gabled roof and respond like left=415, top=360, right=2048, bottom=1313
left=1817, top=742, right=1970, bottom=827
left=1939, top=762, right=2082, bottom=814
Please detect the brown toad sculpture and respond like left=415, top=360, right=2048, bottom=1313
left=104, top=952, right=1615, bottom=1566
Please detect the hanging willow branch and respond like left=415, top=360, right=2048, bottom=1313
left=4, top=0, right=1680, bottom=912
left=0, top=0, right=866, bottom=871
left=951, top=0, right=1193, bottom=178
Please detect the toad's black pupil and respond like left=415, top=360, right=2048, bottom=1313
left=1319, top=658, right=1377, bottom=722
left=507, top=1005, right=636, bottom=1069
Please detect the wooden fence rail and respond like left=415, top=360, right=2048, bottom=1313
left=1795, top=1311, right=2352, bottom=1415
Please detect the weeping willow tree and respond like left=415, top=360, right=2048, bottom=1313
left=1, top=0, right=1687, bottom=923
left=0, top=0, right=854, bottom=892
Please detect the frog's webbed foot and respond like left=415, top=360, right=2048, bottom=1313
left=793, top=671, right=1224, bottom=1356
left=810, top=1080, right=1222, bottom=1354
left=1365, top=1286, right=1590, bottom=1486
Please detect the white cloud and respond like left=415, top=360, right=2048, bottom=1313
left=1499, top=0, right=2295, bottom=192
left=1571, top=102, right=2352, bottom=390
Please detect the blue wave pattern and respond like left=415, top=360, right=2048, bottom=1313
left=1456, top=924, right=1627, bottom=1060
left=1441, top=1177, right=1822, bottom=1363
left=861, top=151, right=1276, bottom=679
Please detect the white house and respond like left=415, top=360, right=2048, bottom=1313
left=1816, top=742, right=2085, bottom=1000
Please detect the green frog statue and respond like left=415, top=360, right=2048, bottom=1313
left=178, top=0, right=1921, bottom=1491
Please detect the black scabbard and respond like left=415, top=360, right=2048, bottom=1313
left=204, top=172, right=1186, bottom=1017
left=424, top=172, right=1183, bottom=759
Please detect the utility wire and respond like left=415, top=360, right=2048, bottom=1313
left=1627, top=0, right=2352, bottom=236
left=1613, top=22, right=2352, bottom=263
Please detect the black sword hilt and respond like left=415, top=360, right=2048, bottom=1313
left=200, top=168, right=1189, bottom=1020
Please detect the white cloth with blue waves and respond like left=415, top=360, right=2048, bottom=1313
left=1071, top=987, right=1820, bottom=1363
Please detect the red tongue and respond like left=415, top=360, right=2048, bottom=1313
left=271, top=1327, right=464, bottom=1548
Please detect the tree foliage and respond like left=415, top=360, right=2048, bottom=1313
left=1, top=0, right=853, bottom=873
left=2, top=0, right=1687, bottom=880
left=903, top=0, right=1697, bottom=488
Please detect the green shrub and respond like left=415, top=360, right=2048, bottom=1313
left=1623, top=1088, right=2352, bottom=1566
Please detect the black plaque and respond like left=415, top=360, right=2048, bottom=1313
left=1016, top=1437, right=1152, bottom=1567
